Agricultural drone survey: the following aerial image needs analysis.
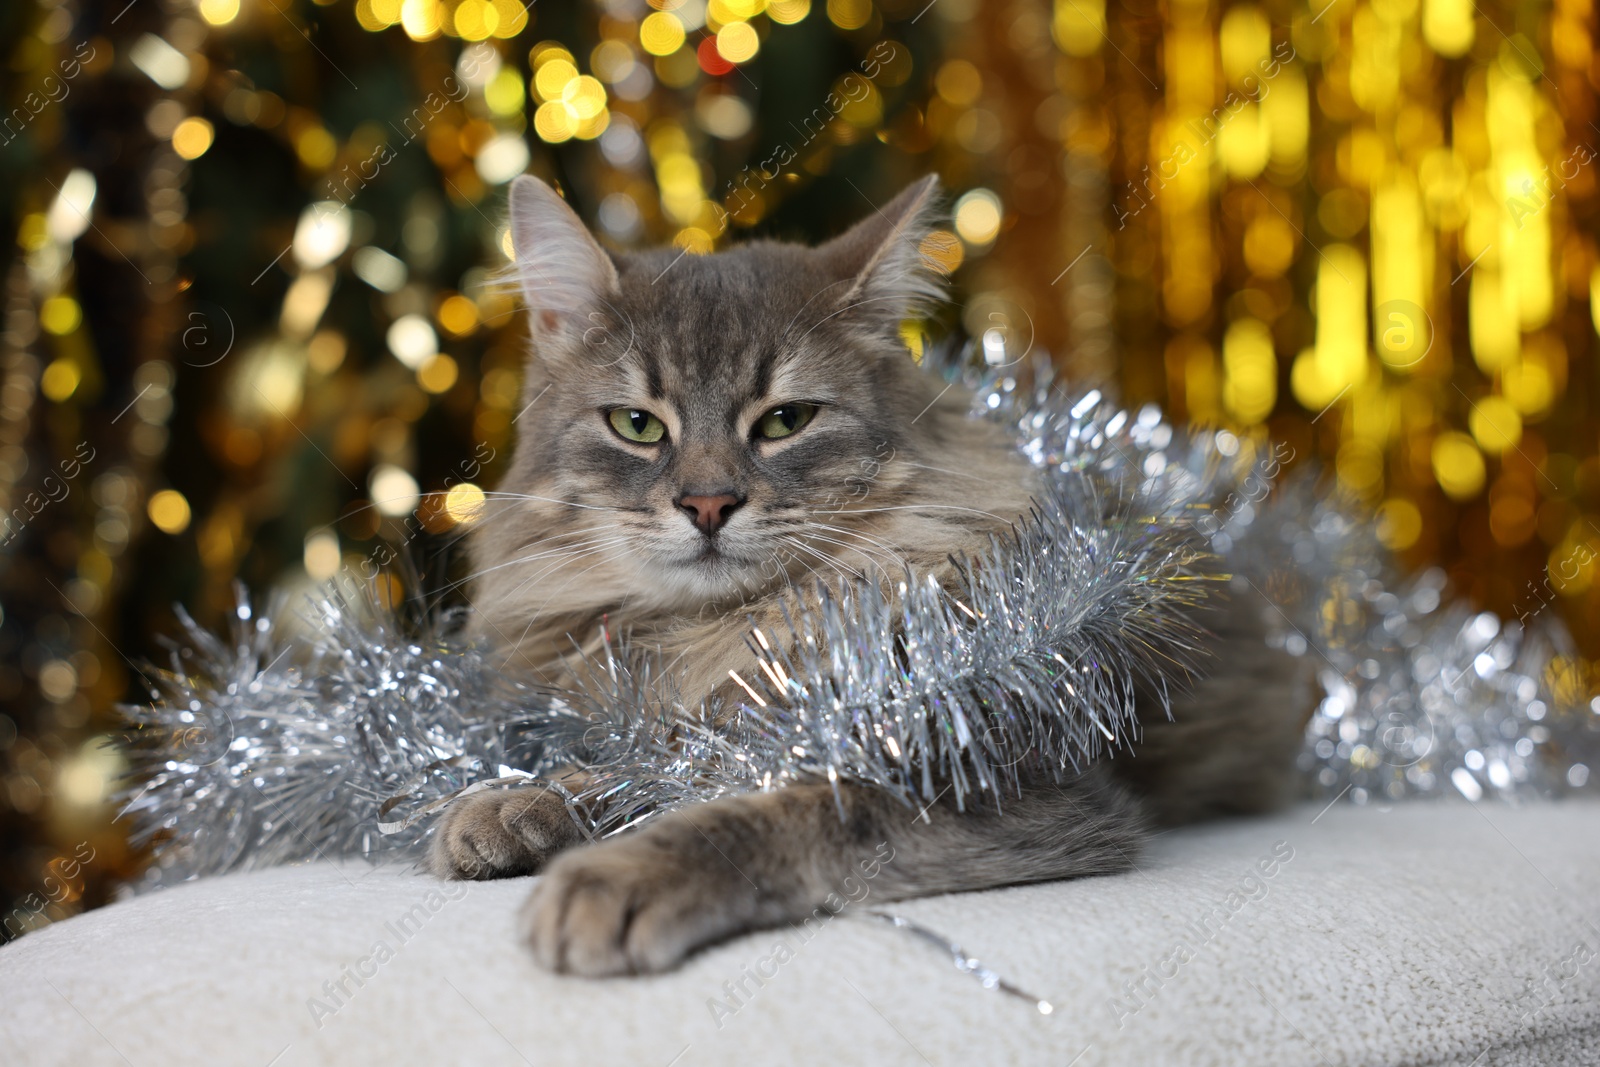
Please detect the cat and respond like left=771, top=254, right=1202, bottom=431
left=428, top=174, right=1312, bottom=976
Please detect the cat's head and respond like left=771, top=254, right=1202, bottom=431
left=472, top=175, right=951, bottom=628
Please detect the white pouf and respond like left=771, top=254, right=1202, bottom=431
left=3, top=800, right=1598, bottom=1066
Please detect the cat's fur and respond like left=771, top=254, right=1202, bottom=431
left=430, top=174, right=1311, bottom=976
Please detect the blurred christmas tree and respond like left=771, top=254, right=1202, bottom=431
left=2, top=0, right=1596, bottom=935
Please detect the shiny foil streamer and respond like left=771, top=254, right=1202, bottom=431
left=117, top=357, right=1599, bottom=889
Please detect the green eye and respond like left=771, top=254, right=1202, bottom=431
left=756, top=403, right=818, bottom=440
left=607, top=408, right=666, bottom=444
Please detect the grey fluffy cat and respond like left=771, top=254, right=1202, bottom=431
left=429, top=174, right=1311, bottom=976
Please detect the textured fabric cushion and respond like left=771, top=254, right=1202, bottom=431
left=3, top=800, right=1598, bottom=1067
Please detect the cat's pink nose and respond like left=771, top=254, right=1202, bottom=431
left=676, top=492, right=743, bottom=536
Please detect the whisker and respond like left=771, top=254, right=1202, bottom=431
left=798, top=520, right=912, bottom=567
left=791, top=293, right=923, bottom=347
left=436, top=532, right=634, bottom=596
left=784, top=537, right=864, bottom=579
left=496, top=547, right=630, bottom=664
left=823, top=502, right=1008, bottom=521
left=779, top=276, right=854, bottom=346
left=486, top=536, right=633, bottom=603
left=438, top=524, right=630, bottom=582
left=896, top=460, right=991, bottom=483
left=804, top=520, right=908, bottom=557
left=492, top=546, right=626, bottom=649
left=476, top=490, right=638, bottom=514
left=777, top=535, right=868, bottom=586
left=789, top=530, right=902, bottom=581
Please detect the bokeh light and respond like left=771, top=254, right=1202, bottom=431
left=640, top=12, right=686, bottom=56
left=953, top=189, right=1002, bottom=247
left=445, top=482, right=487, bottom=524
left=146, top=490, right=192, bottom=535
left=171, top=117, right=214, bottom=160
left=715, top=23, right=760, bottom=65
left=197, top=0, right=239, bottom=28
left=369, top=465, right=421, bottom=517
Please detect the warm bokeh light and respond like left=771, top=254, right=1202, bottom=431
left=303, top=529, right=341, bottom=580
left=46, top=168, right=96, bottom=243
left=171, top=116, right=214, bottom=160
left=39, top=295, right=82, bottom=336
left=935, top=60, right=982, bottom=107
left=953, top=189, right=1002, bottom=246
left=1377, top=499, right=1424, bottom=551
left=715, top=23, right=759, bottom=65
left=437, top=294, right=480, bottom=336
left=1221, top=318, right=1276, bottom=426
left=386, top=314, right=438, bottom=369
left=418, top=353, right=460, bottom=394
left=40, top=358, right=81, bottom=400
left=767, top=0, right=810, bottom=24
left=918, top=230, right=964, bottom=275
left=291, top=202, right=351, bottom=269
left=294, top=126, right=336, bottom=168
left=400, top=0, right=443, bottom=40
left=826, top=0, right=870, bottom=31
left=369, top=465, right=421, bottom=517
left=639, top=12, right=686, bottom=56
left=1432, top=434, right=1487, bottom=502
left=445, top=482, right=487, bottom=524
left=197, top=0, right=239, bottom=27
left=534, top=58, right=579, bottom=102
left=534, top=101, right=577, bottom=143
left=147, top=490, right=192, bottom=535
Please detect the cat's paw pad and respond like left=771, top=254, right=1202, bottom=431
left=522, top=831, right=753, bottom=976
left=428, top=787, right=582, bottom=881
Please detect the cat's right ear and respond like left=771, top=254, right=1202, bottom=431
left=507, top=175, right=620, bottom=337
left=816, top=175, right=946, bottom=337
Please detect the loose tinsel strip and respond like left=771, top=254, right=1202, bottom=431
left=864, top=910, right=1056, bottom=1015
left=117, top=359, right=1599, bottom=888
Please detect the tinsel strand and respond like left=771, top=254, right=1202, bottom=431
left=117, top=361, right=1599, bottom=889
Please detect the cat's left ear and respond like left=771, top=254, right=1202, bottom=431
left=818, top=175, right=945, bottom=331
left=506, top=174, right=620, bottom=337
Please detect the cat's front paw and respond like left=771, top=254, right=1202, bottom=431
left=428, top=787, right=584, bottom=881
left=521, top=814, right=764, bottom=976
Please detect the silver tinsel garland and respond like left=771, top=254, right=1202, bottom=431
left=118, top=359, right=1599, bottom=888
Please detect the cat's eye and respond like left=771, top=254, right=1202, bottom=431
left=607, top=408, right=667, bottom=444
left=755, top=403, right=818, bottom=441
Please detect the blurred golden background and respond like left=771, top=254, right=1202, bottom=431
left=1, top=0, right=1596, bottom=935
